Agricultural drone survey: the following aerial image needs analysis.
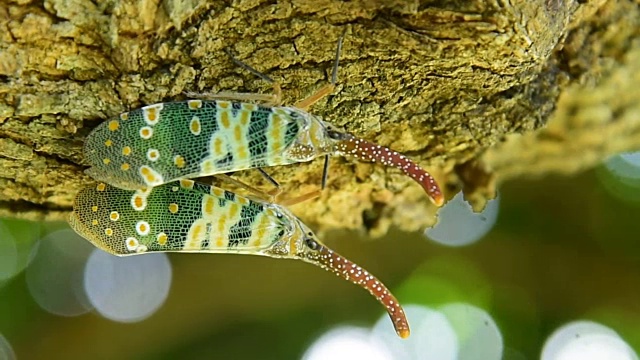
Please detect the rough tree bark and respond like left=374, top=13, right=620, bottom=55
left=0, top=0, right=638, bottom=236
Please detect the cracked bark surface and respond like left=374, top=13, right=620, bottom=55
left=0, top=0, right=638, bottom=236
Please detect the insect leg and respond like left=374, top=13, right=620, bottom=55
left=213, top=173, right=276, bottom=203
left=183, top=91, right=279, bottom=104
left=254, top=168, right=285, bottom=199
left=264, top=155, right=330, bottom=205
left=293, top=28, right=346, bottom=111
left=221, top=48, right=283, bottom=106
left=321, top=155, right=330, bottom=190
left=278, top=190, right=322, bottom=206
left=256, top=168, right=323, bottom=206
left=257, top=168, right=280, bottom=189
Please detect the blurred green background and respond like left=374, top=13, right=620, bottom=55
left=1, top=156, right=640, bottom=359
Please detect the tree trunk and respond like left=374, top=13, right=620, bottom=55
left=1, top=0, right=638, bottom=235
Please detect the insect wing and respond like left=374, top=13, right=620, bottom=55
left=69, top=181, right=287, bottom=256
left=84, top=101, right=301, bottom=190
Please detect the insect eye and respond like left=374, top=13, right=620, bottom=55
left=304, top=237, right=320, bottom=250
left=326, top=129, right=344, bottom=140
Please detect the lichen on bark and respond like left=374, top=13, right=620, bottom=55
left=0, top=0, right=638, bottom=236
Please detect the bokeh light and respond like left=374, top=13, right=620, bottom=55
left=541, top=321, right=638, bottom=360
left=302, top=326, right=393, bottom=360
left=397, top=255, right=492, bottom=307
left=310, top=303, right=502, bottom=360
left=619, top=153, right=640, bottom=167
left=598, top=152, right=640, bottom=204
left=371, top=304, right=458, bottom=360
left=84, top=249, right=172, bottom=323
left=25, top=229, right=95, bottom=317
left=440, top=303, right=503, bottom=360
left=0, top=222, right=18, bottom=284
left=0, top=333, right=16, bottom=360
left=0, top=219, right=40, bottom=287
left=425, top=191, right=500, bottom=246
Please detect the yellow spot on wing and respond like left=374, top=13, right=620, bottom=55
left=215, top=236, right=224, bottom=247
left=252, top=213, right=271, bottom=246
left=218, top=101, right=230, bottom=109
left=147, top=149, right=160, bottom=161
left=270, top=125, right=281, bottom=139
left=214, top=137, right=224, bottom=156
left=120, top=112, right=129, bottom=120
left=242, top=103, right=257, bottom=111
left=201, top=159, right=215, bottom=174
left=188, top=100, right=202, bottom=109
left=236, top=146, right=249, bottom=160
left=237, top=146, right=247, bottom=160
left=169, top=203, right=179, bottom=213
left=218, top=217, right=226, bottom=231
left=229, top=203, right=239, bottom=218
left=234, top=125, right=242, bottom=142
left=96, top=183, right=106, bottom=192
left=126, top=237, right=139, bottom=251
left=139, top=166, right=163, bottom=186
left=121, top=163, right=130, bottom=171
left=105, top=139, right=113, bottom=147
left=203, top=195, right=216, bottom=216
left=122, top=146, right=132, bottom=156
left=103, top=158, right=111, bottom=165
left=157, top=232, right=168, bottom=245
left=143, top=104, right=163, bottom=125
left=190, top=116, right=201, bottom=135
left=215, top=215, right=227, bottom=247
left=105, top=228, right=113, bottom=236
left=220, top=111, right=230, bottom=128
left=185, top=219, right=207, bottom=250
left=140, top=126, right=153, bottom=139
left=132, top=195, right=145, bottom=210
left=108, top=120, right=119, bottom=131
left=240, top=110, right=250, bottom=125
left=270, top=114, right=283, bottom=145
left=146, top=108, right=157, bottom=122
left=136, top=221, right=150, bottom=235
left=180, top=179, right=194, bottom=189
left=211, top=187, right=224, bottom=197
left=174, top=155, right=186, bottom=168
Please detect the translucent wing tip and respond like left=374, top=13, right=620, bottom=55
left=84, top=167, right=141, bottom=191
left=69, top=183, right=132, bottom=256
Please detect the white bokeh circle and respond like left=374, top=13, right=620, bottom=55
left=84, top=249, right=172, bottom=323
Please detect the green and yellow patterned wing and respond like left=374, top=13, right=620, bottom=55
left=69, top=180, right=290, bottom=256
left=83, top=101, right=303, bottom=190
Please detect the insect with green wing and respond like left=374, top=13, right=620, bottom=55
left=69, top=180, right=411, bottom=338
left=81, top=31, right=444, bottom=206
